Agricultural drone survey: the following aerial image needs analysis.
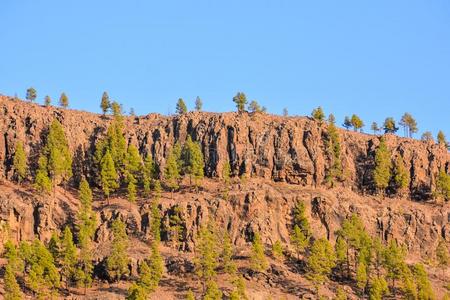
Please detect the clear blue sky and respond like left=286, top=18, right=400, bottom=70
left=1, top=1, right=449, bottom=137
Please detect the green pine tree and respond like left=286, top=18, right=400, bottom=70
left=26, top=87, right=37, bottom=102
left=34, top=155, right=52, bottom=194
left=106, top=218, right=130, bottom=281
left=100, top=91, right=111, bottom=115
left=383, top=240, right=406, bottom=295
left=4, top=240, right=24, bottom=275
left=383, top=117, right=399, bottom=133
left=165, top=147, right=180, bottom=194
left=436, top=238, right=449, bottom=277
left=47, top=233, right=61, bottom=265
left=272, top=240, right=284, bottom=260
left=176, top=98, right=188, bottom=114
left=437, top=130, right=448, bottom=148
left=44, top=95, right=51, bottom=106
left=334, top=287, right=347, bottom=300
left=392, top=156, right=410, bottom=196
left=59, top=92, right=69, bottom=108
left=61, top=226, right=78, bottom=288
left=435, top=170, right=450, bottom=202
left=195, top=223, right=219, bottom=286
left=334, top=236, right=348, bottom=278
left=373, top=137, right=391, bottom=193
left=325, top=120, right=343, bottom=185
left=150, top=191, right=161, bottom=242
left=292, top=200, right=312, bottom=238
left=413, top=263, right=435, bottom=300
left=356, top=260, right=368, bottom=294
left=195, top=96, right=203, bottom=111
left=13, top=141, right=27, bottom=183
left=306, top=238, right=337, bottom=294
left=182, top=136, right=204, bottom=187
left=203, top=280, right=222, bottom=300
left=250, top=232, right=268, bottom=273
left=4, top=264, right=23, bottom=300
left=221, top=231, right=236, bottom=274
left=369, top=277, right=389, bottom=300
left=76, top=178, right=96, bottom=293
left=351, top=114, right=364, bottom=131
left=291, top=224, right=309, bottom=259
left=230, top=275, right=248, bottom=300
left=101, top=150, right=119, bottom=198
left=311, top=106, right=325, bottom=123
left=233, top=92, right=247, bottom=112
left=45, top=119, right=73, bottom=191
left=126, top=283, right=147, bottom=300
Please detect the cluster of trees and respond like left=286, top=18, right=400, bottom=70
left=3, top=178, right=96, bottom=298
left=283, top=202, right=448, bottom=298
left=25, top=87, right=69, bottom=108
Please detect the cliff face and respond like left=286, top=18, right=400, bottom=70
left=0, top=95, right=449, bottom=298
left=1, top=95, right=448, bottom=193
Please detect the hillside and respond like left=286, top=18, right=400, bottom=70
left=0, top=95, right=449, bottom=299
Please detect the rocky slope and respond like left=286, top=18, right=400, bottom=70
left=0, top=95, right=449, bottom=298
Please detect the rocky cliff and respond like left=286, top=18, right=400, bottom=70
left=0, top=95, right=449, bottom=299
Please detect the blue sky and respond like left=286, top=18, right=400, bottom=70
left=1, top=1, right=449, bottom=137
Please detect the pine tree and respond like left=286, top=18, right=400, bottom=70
left=369, top=277, right=389, bottom=300
left=47, top=232, right=61, bottom=264
left=421, top=131, right=434, bottom=142
left=435, top=170, right=450, bottom=203
left=195, top=224, right=219, bottom=285
left=111, top=101, right=123, bottom=117
left=203, top=280, right=222, bottom=300
left=248, top=100, right=266, bottom=113
left=61, top=226, right=78, bottom=288
left=26, top=87, right=37, bottom=102
left=233, top=92, right=247, bottom=112
left=291, top=224, right=309, bottom=259
left=373, top=137, right=391, bottom=193
left=392, top=156, right=409, bottom=196
left=311, top=106, right=325, bottom=123
left=169, top=206, right=183, bottom=249
left=77, top=178, right=96, bottom=292
left=250, top=232, right=268, bottom=273
left=400, top=113, right=418, bottom=137
left=195, top=96, right=203, bottom=111
left=437, top=130, right=448, bottom=147
left=150, top=191, right=161, bottom=242
left=100, top=150, right=119, bottom=198
left=182, top=136, right=204, bottom=187
left=13, top=141, right=27, bottom=183
left=34, top=155, right=52, bottom=194
left=283, top=107, right=288, bottom=116
left=176, top=98, right=188, bottom=114
left=147, top=241, right=164, bottom=292
left=328, top=113, right=336, bottom=125
left=126, top=283, right=147, bottom=300
left=142, top=154, right=158, bottom=196
left=356, top=261, right=368, bottom=293
left=272, top=240, right=284, bottom=260
left=292, top=200, right=312, bottom=238
left=325, top=120, right=343, bottom=185
left=221, top=231, right=236, bottom=274
left=101, top=91, right=111, bottom=115
left=436, top=238, right=449, bottom=277
left=45, top=119, right=73, bottom=191
left=230, top=275, right=248, bottom=300
left=127, top=175, right=137, bottom=204
left=350, top=114, right=364, bottom=131
left=222, top=160, right=231, bottom=184
left=383, top=240, right=406, bottom=295
left=383, top=117, right=398, bottom=134
left=44, top=95, right=51, bottom=106
left=342, top=116, right=352, bottom=130
left=59, top=92, right=69, bottom=108
left=4, top=264, right=23, bottom=300
left=413, top=263, right=435, bottom=300
left=4, top=240, right=24, bottom=275
left=25, top=239, right=60, bottom=298
left=335, top=236, right=348, bottom=278
left=306, top=238, right=336, bottom=294
left=165, top=147, right=180, bottom=194
left=107, top=218, right=130, bottom=281
left=371, top=122, right=380, bottom=135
